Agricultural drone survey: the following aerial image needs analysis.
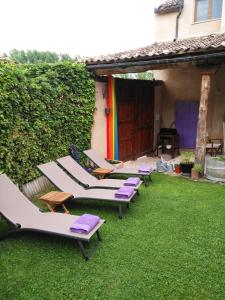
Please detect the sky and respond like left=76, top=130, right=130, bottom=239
left=0, top=0, right=155, bottom=58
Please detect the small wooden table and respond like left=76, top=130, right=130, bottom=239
left=40, top=191, right=73, bottom=214
left=92, top=168, right=113, bottom=179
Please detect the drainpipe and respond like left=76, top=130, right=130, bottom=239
left=174, top=8, right=182, bottom=41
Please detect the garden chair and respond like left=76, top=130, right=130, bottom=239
left=70, top=144, right=92, bottom=173
left=206, top=138, right=223, bottom=156
left=0, top=174, right=105, bottom=260
left=57, top=156, right=142, bottom=191
left=83, top=149, right=153, bottom=186
left=38, top=162, right=137, bottom=218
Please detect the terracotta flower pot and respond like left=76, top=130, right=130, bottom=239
left=174, top=164, right=181, bottom=174
left=191, top=168, right=200, bottom=180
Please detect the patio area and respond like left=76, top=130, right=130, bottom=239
left=1, top=172, right=225, bottom=299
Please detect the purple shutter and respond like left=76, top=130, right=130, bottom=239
left=175, top=101, right=199, bottom=148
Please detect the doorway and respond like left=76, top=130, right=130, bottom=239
left=116, top=79, right=154, bottom=161
left=175, top=100, right=199, bottom=149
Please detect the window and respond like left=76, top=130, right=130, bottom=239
left=195, top=0, right=223, bottom=22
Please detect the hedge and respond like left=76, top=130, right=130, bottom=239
left=0, top=62, right=95, bottom=184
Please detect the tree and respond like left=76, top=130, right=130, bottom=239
left=114, top=71, right=154, bottom=80
left=8, top=49, right=77, bottom=64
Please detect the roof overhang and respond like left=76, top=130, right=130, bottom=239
left=86, top=50, right=225, bottom=76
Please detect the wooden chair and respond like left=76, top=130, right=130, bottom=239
left=206, top=138, right=223, bottom=156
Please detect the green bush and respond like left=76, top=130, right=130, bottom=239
left=0, top=62, right=95, bottom=184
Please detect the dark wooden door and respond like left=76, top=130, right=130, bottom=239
left=116, top=79, right=154, bottom=161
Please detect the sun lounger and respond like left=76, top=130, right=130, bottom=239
left=0, top=174, right=105, bottom=260
left=57, top=156, right=142, bottom=191
left=84, top=149, right=153, bottom=186
left=38, top=162, right=137, bottom=218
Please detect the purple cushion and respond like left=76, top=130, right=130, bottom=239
left=124, top=177, right=141, bottom=186
left=70, top=214, right=100, bottom=234
left=138, top=166, right=153, bottom=174
left=115, top=187, right=135, bottom=199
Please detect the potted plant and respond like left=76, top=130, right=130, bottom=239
left=191, top=163, right=203, bottom=180
left=180, top=152, right=195, bottom=176
left=174, top=164, right=181, bottom=174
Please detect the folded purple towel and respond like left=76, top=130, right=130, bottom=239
left=115, top=187, right=135, bottom=199
left=138, top=166, right=153, bottom=173
left=124, top=177, right=141, bottom=186
left=70, top=214, right=100, bottom=234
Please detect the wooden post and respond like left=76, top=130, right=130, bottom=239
left=195, top=67, right=218, bottom=167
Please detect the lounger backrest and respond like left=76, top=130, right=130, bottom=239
left=0, top=174, right=40, bottom=226
left=84, top=149, right=114, bottom=169
left=38, top=161, right=83, bottom=195
left=57, top=156, right=98, bottom=186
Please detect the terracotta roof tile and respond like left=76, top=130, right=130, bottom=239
left=86, top=33, right=225, bottom=65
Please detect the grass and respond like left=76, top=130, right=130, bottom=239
left=1, top=173, right=225, bottom=299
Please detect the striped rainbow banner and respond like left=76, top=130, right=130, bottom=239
left=107, top=76, right=119, bottom=160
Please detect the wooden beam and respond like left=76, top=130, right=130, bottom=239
left=195, top=74, right=212, bottom=166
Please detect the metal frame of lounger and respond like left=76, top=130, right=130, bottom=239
left=83, top=149, right=153, bottom=186
left=57, top=156, right=142, bottom=192
left=0, top=174, right=105, bottom=261
left=38, top=162, right=137, bottom=219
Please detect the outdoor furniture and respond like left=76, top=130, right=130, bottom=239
left=83, top=149, right=153, bottom=186
left=0, top=174, right=105, bottom=260
left=57, top=156, right=142, bottom=190
left=206, top=138, right=223, bottom=156
left=40, top=191, right=72, bottom=214
left=156, top=128, right=180, bottom=158
left=38, top=161, right=137, bottom=218
left=93, top=168, right=113, bottom=179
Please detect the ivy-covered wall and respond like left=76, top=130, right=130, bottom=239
left=0, top=62, right=95, bottom=184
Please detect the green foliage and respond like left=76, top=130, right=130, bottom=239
left=114, top=71, right=154, bottom=80
left=193, top=163, right=203, bottom=173
left=0, top=62, right=95, bottom=183
left=180, top=151, right=195, bottom=164
left=8, top=49, right=78, bottom=64
left=214, top=155, right=225, bottom=162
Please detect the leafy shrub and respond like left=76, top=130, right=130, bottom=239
left=0, top=62, right=95, bottom=184
left=214, top=155, right=225, bottom=162
left=180, top=152, right=195, bottom=164
left=193, top=163, right=203, bottom=173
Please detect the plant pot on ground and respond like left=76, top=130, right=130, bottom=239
left=191, top=163, right=203, bottom=180
left=174, top=164, right=181, bottom=174
left=180, top=152, right=195, bottom=177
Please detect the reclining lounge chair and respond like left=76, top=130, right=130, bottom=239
left=57, top=156, right=142, bottom=191
left=0, top=174, right=105, bottom=260
left=84, top=149, right=153, bottom=186
left=38, top=162, right=137, bottom=218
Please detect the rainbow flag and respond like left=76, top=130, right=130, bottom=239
left=107, top=76, right=119, bottom=160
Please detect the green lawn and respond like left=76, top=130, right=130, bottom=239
left=1, top=173, right=225, bottom=300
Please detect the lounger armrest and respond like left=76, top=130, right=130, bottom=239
left=106, top=159, right=124, bottom=169
left=106, top=159, right=123, bottom=164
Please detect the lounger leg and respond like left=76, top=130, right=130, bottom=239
left=77, top=233, right=102, bottom=261
left=96, top=230, right=102, bottom=241
left=143, top=176, right=148, bottom=187
left=118, top=203, right=123, bottom=219
left=126, top=203, right=130, bottom=209
left=143, top=175, right=151, bottom=187
left=77, top=240, right=89, bottom=261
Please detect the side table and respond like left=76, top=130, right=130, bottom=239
left=40, top=191, right=73, bottom=214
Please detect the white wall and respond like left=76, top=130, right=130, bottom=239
left=155, top=0, right=223, bottom=42
left=91, top=81, right=107, bottom=157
